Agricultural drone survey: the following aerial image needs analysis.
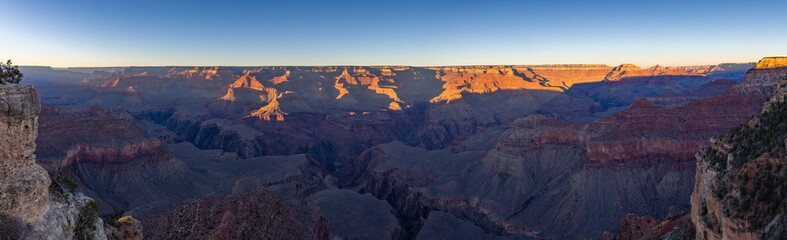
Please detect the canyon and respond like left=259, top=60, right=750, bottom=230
left=691, top=71, right=787, bottom=239
left=6, top=58, right=787, bottom=239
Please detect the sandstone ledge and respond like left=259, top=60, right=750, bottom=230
left=754, top=57, right=787, bottom=69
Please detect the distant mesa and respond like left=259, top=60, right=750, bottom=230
left=166, top=66, right=238, bottom=80
left=603, top=64, right=699, bottom=81
left=603, top=64, right=643, bottom=81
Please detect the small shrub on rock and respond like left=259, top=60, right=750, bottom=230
left=0, top=60, right=23, bottom=85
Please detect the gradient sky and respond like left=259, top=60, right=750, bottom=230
left=3, top=0, right=787, bottom=67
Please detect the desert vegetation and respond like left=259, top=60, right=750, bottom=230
left=0, top=60, right=23, bottom=84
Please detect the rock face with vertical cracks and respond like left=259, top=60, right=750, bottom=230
left=0, top=85, right=109, bottom=240
left=0, top=85, right=48, bottom=223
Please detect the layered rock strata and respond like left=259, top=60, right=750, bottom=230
left=692, top=58, right=787, bottom=240
left=0, top=85, right=108, bottom=239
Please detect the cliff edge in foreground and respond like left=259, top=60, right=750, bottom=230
left=692, top=58, right=787, bottom=240
left=0, top=84, right=112, bottom=240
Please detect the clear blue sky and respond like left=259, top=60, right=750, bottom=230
left=3, top=0, right=787, bottom=67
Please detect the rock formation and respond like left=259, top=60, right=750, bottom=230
left=692, top=58, right=787, bottom=239
left=0, top=85, right=48, bottom=223
left=0, top=84, right=108, bottom=239
left=752, top=57, right=787, bottom=70
left=603, top=64, right=700, bottom=82
left=104, top=216, right=143, bottom=240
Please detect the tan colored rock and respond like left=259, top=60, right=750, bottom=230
left=0, top=85, right=48, bottom=223
left=1, top=85, right=112, bottom=240
left=753, top=57, right=787, bottom=69
left=229, top=73, right=266, bottom=90
left=604, top=64, right=698, bottom=81
left=105, top=216, right=143, bottom=240
left=269, top=70, right=290, bottom=84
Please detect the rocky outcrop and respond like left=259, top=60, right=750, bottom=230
left=143, top=189, right=331, bottom=240
left=692, top=59, right=787, bottom=240
left=228, top=73, right=267, bottom=90
left=0, top=85, right=48, bottom=223
left=103, top=216, right=143, bottom=240
left=0, top=85, right=109, bottom=240
left=250, top=91, right=314, bottom=121
left=753, top=57, right=787, bottom=69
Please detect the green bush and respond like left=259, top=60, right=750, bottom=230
left=74, top=200, right=100, bottom=240
left=49, top=174, right=79, bottom=196
left=59, top=175, right=79, bottom=193
left=0, top=60, right=23, bottom=85
left=102, top=212, right=124, bottom=227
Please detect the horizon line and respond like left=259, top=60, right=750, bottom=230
left=16, top=61, right=763, bottom=69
